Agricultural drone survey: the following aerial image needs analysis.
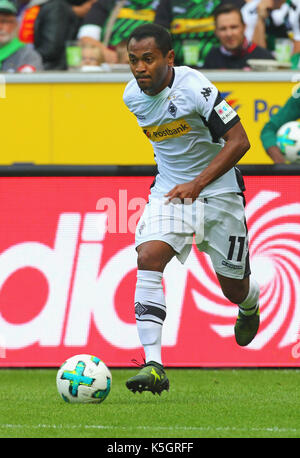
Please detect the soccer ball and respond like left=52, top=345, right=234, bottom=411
left=56, top=354, right=112, bottom=403
left=276, top=121, right=300, bottom=163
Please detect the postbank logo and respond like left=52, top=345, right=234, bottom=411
left=143, top=118, right=191, bottom=142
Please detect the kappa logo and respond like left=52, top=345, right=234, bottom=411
left=201, top=87, right=212, bottom=101
left=168, top=100, right=177, bottom=118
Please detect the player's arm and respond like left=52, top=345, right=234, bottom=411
left=165, top=121, right=249, bottom=202
left=165, top=91, right=249, bottom=202
left=77, top=0, right=118, bottom=63
left=260, top=95, right=300, bottom=163
left=192, top=121, right=249, bottom=192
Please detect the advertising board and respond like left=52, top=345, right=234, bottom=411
left=0, top=172, right=299, bottom=367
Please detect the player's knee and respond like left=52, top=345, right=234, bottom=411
left=137, top=249, right=164, bottom=272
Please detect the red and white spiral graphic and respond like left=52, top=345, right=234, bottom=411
left=188, top=190, right=300, bottom=350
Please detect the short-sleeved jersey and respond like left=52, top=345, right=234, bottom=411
left=123, top=66, right=241, bottom=198
left=289, top=0, right=300, bottom=41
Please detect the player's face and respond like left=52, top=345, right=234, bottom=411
left=128, top=37, right=174, bottom=96
left=0, top=14, right=17, bottom=44
left=215, top=11, right=245, bottom=52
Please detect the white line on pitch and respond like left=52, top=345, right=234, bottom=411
left=0, top=424, right=299, bottom=434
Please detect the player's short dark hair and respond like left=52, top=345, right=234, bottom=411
left=127, top=23, right=173, bottom=57
left=213, top=3, right=245, bottom=24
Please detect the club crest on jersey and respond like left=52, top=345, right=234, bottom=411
left=168, top=100, right=177, bottom=118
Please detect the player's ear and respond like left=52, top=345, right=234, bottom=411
left=167, top=49, right=175, bottom=66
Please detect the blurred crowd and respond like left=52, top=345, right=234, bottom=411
left=0, top=0, right=299, bottom=72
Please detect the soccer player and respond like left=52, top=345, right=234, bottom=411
left=260, top=93, right=300, bottom=163
left=123, top=23, right=260, bottom=395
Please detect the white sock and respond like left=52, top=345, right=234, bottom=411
left=239, top=277, right=260, bottom=316
left=134, top=270, right=166, bottom=365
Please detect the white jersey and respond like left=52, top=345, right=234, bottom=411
left=123, top=66, right=242, bottom=198
left=241, top=0, right=260, bottom=41
left=289, top=0, right=300, bottom=41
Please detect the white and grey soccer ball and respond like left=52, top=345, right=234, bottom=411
left=56, top=354, right=112, bottom=403
left=276, top=121, right=300, bottom=163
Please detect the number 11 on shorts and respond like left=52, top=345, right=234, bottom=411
left=227, top=235, right=245, bottom=262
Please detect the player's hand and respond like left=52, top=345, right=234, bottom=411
left=257, top=0, right=272, bottom=19
left=164, top=181, right=201, bottom=204
left=266, top=145, right=286, bottom=164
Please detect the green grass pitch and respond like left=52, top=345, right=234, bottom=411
left=0, top=368, right=299, bottom=438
